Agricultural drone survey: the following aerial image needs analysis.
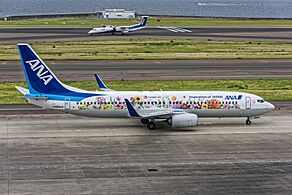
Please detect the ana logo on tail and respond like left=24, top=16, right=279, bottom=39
left=26, top=59, right=53, bottom=85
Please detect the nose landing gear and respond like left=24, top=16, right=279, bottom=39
left=246, top=117, right=252, bottom=125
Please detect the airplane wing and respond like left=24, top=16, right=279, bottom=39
left=94, top=74, right=115, bottom=91
left=125, top=99, right=183, bottom=119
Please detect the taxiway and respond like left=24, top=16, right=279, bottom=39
left=1, top=59, right=292, bottom=82
left=0, top=110, right=292, bottom=194
left=0, top=27, right=291, bottom=43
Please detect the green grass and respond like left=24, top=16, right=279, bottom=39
left=1, top=38, right=292, bottom=60
left=0, top=17, right=292, bottom=27
left=3, top=79, right=292, bottom=104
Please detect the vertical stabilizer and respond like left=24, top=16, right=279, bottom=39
left=18, top=43, right=70, bottom=94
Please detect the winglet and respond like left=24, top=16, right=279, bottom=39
left=125, top=99, right=141, bottom=118
left=94, top=74, right=114, bottom=91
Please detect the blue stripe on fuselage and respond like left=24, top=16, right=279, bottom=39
left=129, top=24, right=143, bottom=30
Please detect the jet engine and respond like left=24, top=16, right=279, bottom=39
left=169, top=113, right=198, bottom=128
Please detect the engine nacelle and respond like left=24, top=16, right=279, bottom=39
left=170, top=113, right=198, bottom=128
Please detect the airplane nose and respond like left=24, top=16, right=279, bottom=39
left=88, top=30, right=94, bottom=34
left=267, top=102, right=275, bottom=111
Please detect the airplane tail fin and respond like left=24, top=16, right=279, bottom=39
left=17, top=43, right=70, bottom=94
left=139, top=16, right=149, bottom=27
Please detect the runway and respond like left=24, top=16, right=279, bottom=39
left=0, top=110, right=292, bottom=194
left=1, top=59, right=292, bottom=82
left=0, top=27, right=291, bottom=43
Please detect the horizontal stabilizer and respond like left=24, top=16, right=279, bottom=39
left=15, top=86, right=29, bottom=95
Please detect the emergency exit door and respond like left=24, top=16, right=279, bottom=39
left=245, top=97, right=251, bottom=109
left=64, top=98, right=71, bottom=110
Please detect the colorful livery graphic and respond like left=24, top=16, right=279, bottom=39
left=16, top=44, right=275, bottom=130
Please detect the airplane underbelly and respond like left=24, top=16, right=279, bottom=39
left=189, top=109, right=243, bottom=117
left=190, top=109, right=266, bottom=117
left=69, top=109, right=129, bottom=118
left=66, top=107, right=266, bottom=119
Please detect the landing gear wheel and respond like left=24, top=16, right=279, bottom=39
left=246, top=118, right=252, bottom=125
left=147, top=122, right=156, bottom=130
left=141, top=119, right=149, bottom=125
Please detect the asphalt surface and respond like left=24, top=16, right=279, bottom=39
left=1, top=59, right=292, bottom=81
left=1, top=110, right=292, bottom=194
left=0, top=27, right=292, bottom=43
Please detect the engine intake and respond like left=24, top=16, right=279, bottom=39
left=170, top=113, right=198, bottom=128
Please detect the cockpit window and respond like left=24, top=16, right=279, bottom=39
left=257, top=99, right=265, bottom=103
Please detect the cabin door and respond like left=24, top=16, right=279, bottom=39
left=245, top=97, right=251, bottom=109
left=64, top=98, right=71, bottom=110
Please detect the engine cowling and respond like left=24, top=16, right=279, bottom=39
left=170, top=113, right=198, bottom=128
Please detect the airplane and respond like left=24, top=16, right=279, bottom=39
left=88, top=16, right=149, bottom=35
left=16, top=43, right=275, bottom=130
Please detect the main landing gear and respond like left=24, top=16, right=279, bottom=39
left=147, top=122, right=156, bottom=130
left=246, top=117, right=252, bottom=125
left=141, top=119, right=157, bottom=130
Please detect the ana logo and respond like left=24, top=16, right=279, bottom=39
left=225, top=95, right=243, bottom=100
left=26, top=59, right=53, bottom=85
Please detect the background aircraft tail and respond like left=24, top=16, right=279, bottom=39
left=139, top=16, right=149, bottom=27
left=18, top=43, right=72, bottom=94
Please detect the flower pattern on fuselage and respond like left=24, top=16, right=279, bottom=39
left=77, top=95, right=242, bottom=111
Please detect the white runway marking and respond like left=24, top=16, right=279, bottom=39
left=158, top=26, right=192, bottom=33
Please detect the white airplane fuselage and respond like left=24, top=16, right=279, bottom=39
left=29, top=91, right=274, bottom=118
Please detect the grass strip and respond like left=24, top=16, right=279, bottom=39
left=0, top=17, right=292, bottom=27
left=2, top=79, right=292, bottom=104
left=1, top=38, right=292, bottom=60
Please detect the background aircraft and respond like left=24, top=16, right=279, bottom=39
left=16, top=44, right=274, bottom=130
left=88, top=16, right=149, bottom=35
